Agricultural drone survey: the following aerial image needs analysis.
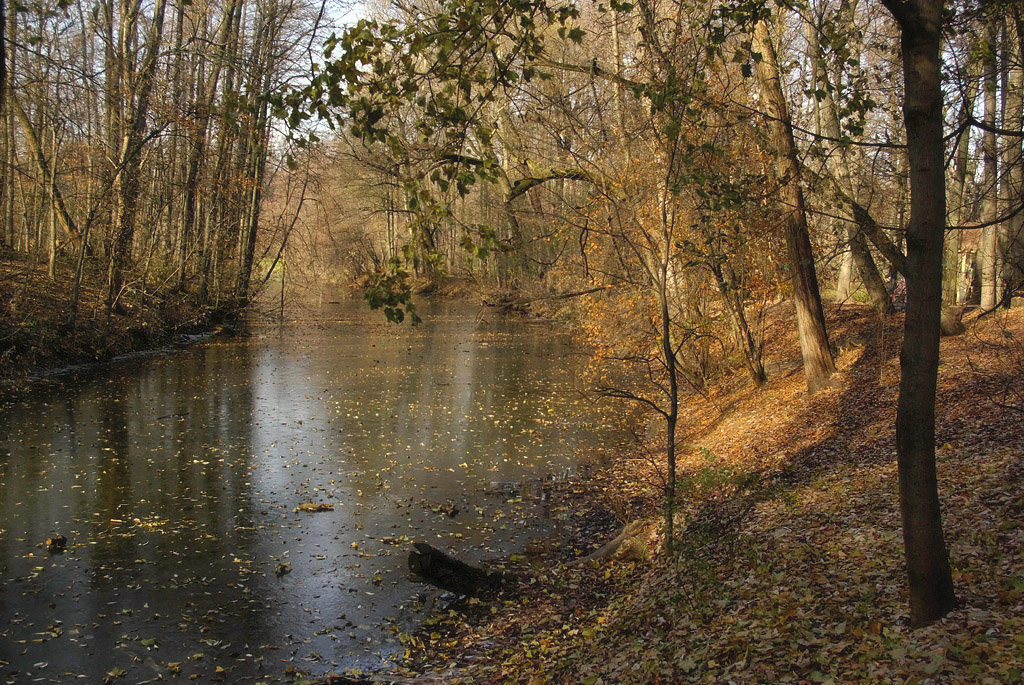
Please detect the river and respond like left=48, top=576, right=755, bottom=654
left=0, top=303, right=613, bottom=682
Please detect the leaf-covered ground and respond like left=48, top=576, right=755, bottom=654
left=384, top=304, right=1024, bottom=684
left=0, top=251, right=236, bottom=389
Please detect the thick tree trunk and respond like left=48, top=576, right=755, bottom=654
left=881, top=0, right=956, bottom=628
left=753, top=17, right=835, bottom=392
left=848, top=226, right=894, bottom=312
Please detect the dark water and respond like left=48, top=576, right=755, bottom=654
left=0, top=304, right=612, bottom=683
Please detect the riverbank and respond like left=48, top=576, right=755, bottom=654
left=0, top=251, right=240, bottom=390
left=376, top=303, right=1024, bottom=683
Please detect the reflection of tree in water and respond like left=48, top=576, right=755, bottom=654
left=94, top=391, right=134, bottom=563
left=81, top=347, right=265, bottom=678
left=152, top=345, right=266, bottom=650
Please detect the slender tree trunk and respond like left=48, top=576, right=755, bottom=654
left=70, top=214, right=93, bottom=324
left=658, top=279, right=678, bottom=553
left=178, top=0, right=239, bottom=292
left=712, top=263, right=766, bottom=384
left=199, top=0, right=244, bottom=304
left=881, top=0, right=956, bottom=628
left=805, top=3, right=892, bottom=313
left=802, top=3, right=851, bottom=305
left=235, top=5, right=276, bottom=304
left=48, top=125, right=56, bottom=278
left=9, top=94, right=80, bottom=245
left=100, top=0, right=119, bottom=262
left=0, top=0, right=5, bottom=120
left=164, top=0, right=185, bottom=270
left=752, top=17, right=835, bottom=392
left=235, top=122, right=267, bottom=303
left=3, top=2, right=14, bottom=250
left=0, top=0, right=6, bottom=250
left=944, top=78, right=977, bottom=303
left=979, top=20, right=999, bottom=310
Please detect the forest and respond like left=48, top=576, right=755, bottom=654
left=1, top=0, right=1024, bottom=682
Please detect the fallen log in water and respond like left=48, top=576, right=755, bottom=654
left=407, top=543, right=507, bottom=596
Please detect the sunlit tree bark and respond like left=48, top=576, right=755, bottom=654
left=752, top=15, right=835, bottom=392
left=803, top=1, right=892, bottom=314
left=979, top=19, right=1000, bottom=310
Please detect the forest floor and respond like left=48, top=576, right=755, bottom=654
left=0, top=249, right=239, bottom=390
left=366, top=301, right=1024, bottom=684
left=5, top=257, right=1023, bottom=683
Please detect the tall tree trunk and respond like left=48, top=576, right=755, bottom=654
left=106, top=0, right=168, bottom=312
left=805, top=1, right=892, bottom=313
left=944, top=77, right=977, bottom=303
left=3, top=3, right=15, bottom=249
left=234, top=3, right=276, bottom=304
left=0, top=0, right=5, bottom=120
left=752, top=17, right=835, bottom=392
left=235, top=121, right=268, bottom=303
left=178, top=0, right=240, bottom=292
left=979, top=20, right=999, bottom=310
left=9, top=94, right=81, bottom=246
left=1, top=0, right=6, bottom=250
left=1000, top=17, right=1024, bottom=292
left=164, top=0, right=185, bottom=273
left=100, top=0, right=119, bottom=262
left=47, top=125, right=56, bottom=278
left=712, top=263, right=766, bottom=384
left=199, top=0, right=244, bottom=304
left=658, top=275, right=678, bottom=553
left=881, top=0, right=956, bottom=628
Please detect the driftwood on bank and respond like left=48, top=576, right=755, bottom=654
left=407, top=542, right=507, bottom=596
left=579, top=520, right=646, bottom=563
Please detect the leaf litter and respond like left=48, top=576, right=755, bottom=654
left=390, top=306, right=1024, bottom=684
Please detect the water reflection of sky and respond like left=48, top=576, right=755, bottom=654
left=0, top=305, right=612, bottom=682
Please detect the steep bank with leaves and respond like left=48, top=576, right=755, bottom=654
left=0, top=251, right=239, bottom=389
left=391, top=305, right=1024, bottom=684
